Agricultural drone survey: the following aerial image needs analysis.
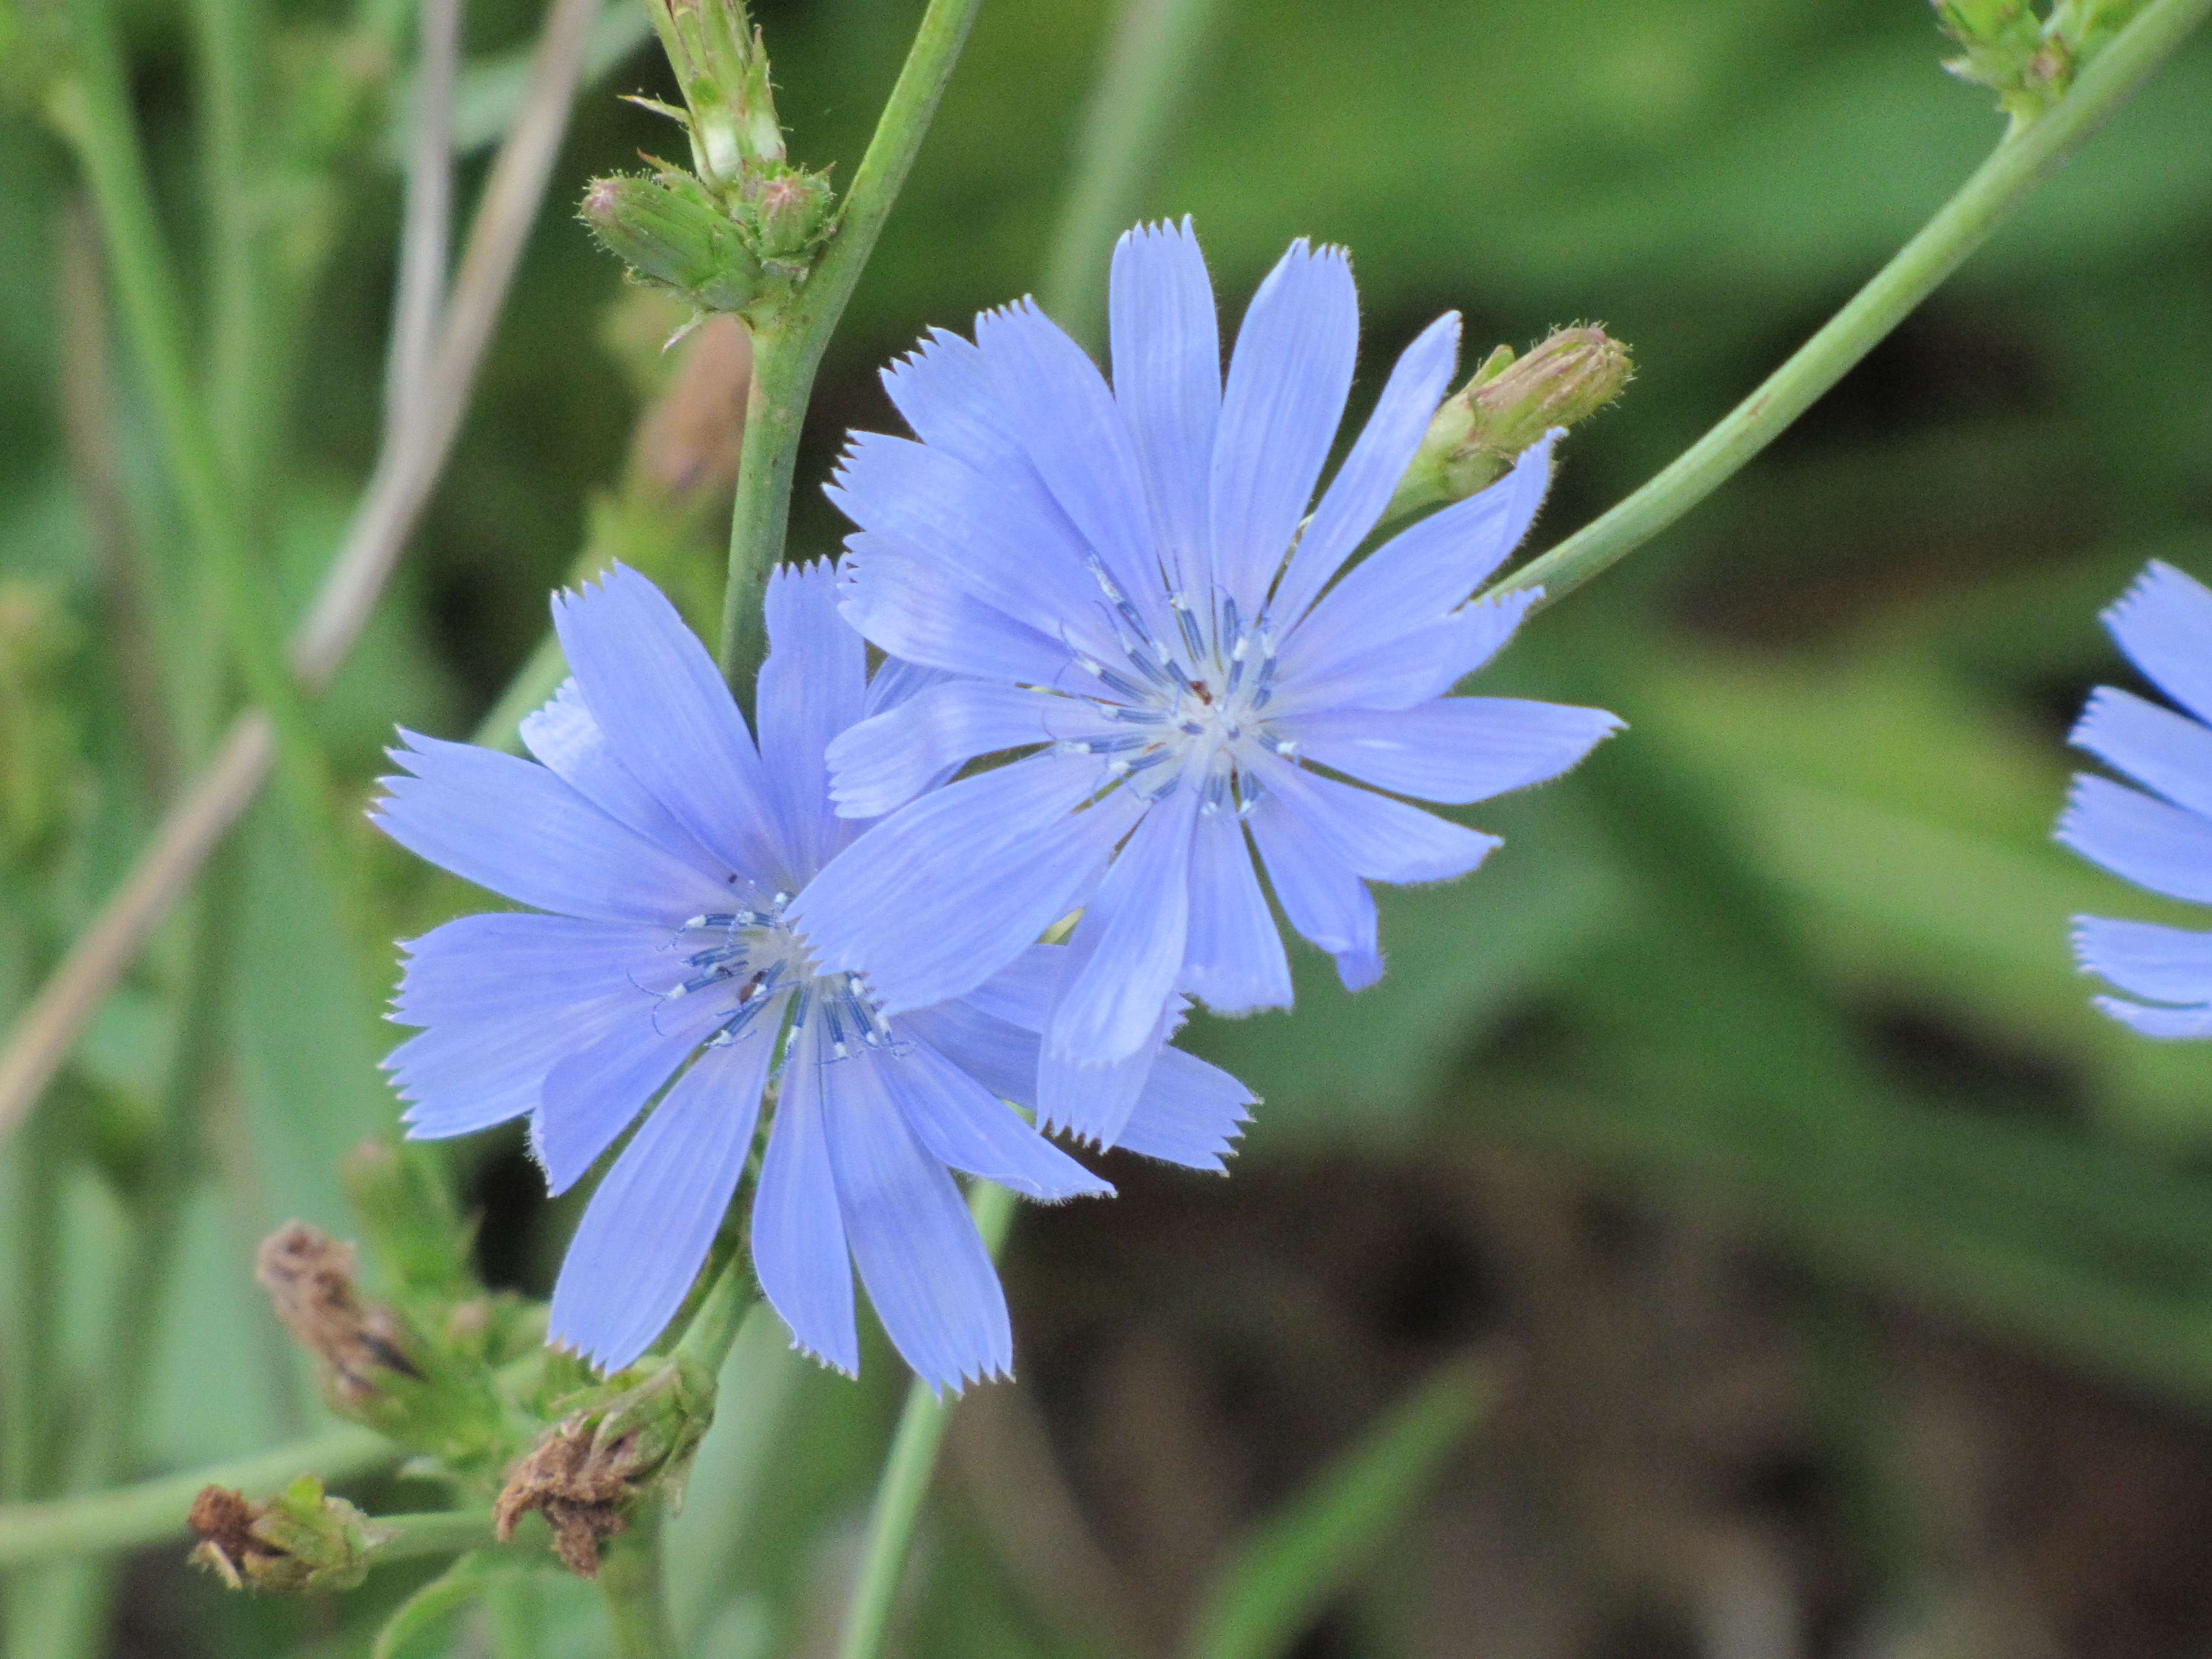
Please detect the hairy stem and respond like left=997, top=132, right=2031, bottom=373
left=835, top=1182, right=1017, bottom=1659
left=1495, top=0, right=2212, bottom=611
left=716, top=0, right=987, bottom=698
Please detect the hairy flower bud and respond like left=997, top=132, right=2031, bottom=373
left=1387, top=325, right=1632, bottom=521
left=188, top=1477, right=395, bottom=1594
left=748, top=166, right=835, bottom=264
left=493, top=1357, right=715, bottom=1577
left=580, top=173, right=765, bottom=316
left=1931, top=0, right=2146, bottom=124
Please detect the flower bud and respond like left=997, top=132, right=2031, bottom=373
left=341, top=1139, right=473, bottom=1302
left=645, top=0, right=785, bottom=190
left=188, top=1477, right=396, bottom=1594
left=493, top=1356, right=715, bottom=1577
left=578, top=173, right=764, bottom=316
left=1932, top=0, right=2068, bottom=119
left=255, top=1222, right=422, bottom=1408
left=1387, top=325, right=1632, bottom=521
left=747, top=166, right=835, bottom=264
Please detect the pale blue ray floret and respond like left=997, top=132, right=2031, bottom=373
left=2058, top=560, right=2212, bottom=1037
left=792, top=218, right=1623, bottom=1135
left=372, top=562, right=1251, bottom=1387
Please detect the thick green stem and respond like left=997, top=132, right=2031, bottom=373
left=1495, top=0, right=2212, bottom=611
left=598, top=1505, right=680, bottom=1659
left=835, top=1181, right=1016, bottom=1659
left=1036, top=0, right=1228, bottom=347
left=0, top=1425, right=395, bottom=1567
left=715, top=0, right=986, bottom=700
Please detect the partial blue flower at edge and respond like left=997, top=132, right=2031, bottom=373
left=795, top=218, right=1623, bottom=1131
left=2058, top=559, right=2212, bottom=1037
left=373, top=562, right=1253, bottom=1388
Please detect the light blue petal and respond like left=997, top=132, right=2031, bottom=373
left=826, top=682, right=1109, bottom=820
left=752, top=1025, right=858, bottom=1374
left=954, top=943, right=1064, bottom=1032
left=2057, top=774, right=2212, bottom=904
left=373, top=732, right=731, bottom=925
left=2073, top=915, right=2212, bottom=1005
left=820, top=1030, right=1012, bottom=1390
left=548, top=1035, right=771, bottom=1370
left=1209, top=241, right=1359, bottom=607
left=1275, top=697, right=1621, bottom=805
left=2071, top=686, right=2212, bottom=820
left=898, top=999, right=1044, bottom=1107
left=1114, top=1046, right=1253, bottom=1171
left=2105, top=560, right=2212, bottom=727
left=535, top=993, right=728, bottom=1194
left=1109, top=219, right=1220, bottom=598
left=792, top=753, right=1144, bottom=1015
left=883, top=1038, right=1110, bottom=1201
left=392, top=914, right=671, bottom=1025
left=1039, top=1005, right=1170, bottom=1147
left=1274, top=591, right=1538, bottom=716
left=1180, top=806, right=1291, bottom=1015
left=388, top=990, right=638, bottom=1139
left=1248, top=790, right=1380, bottom=989
left=1253, top=754, right=1500, bottom=884
left=1277, top=433, right=1553, bottom=690
left=828, top=434, right=1117, bottom=658
left=880, top=326, right=1028, bottom=472
left=520, top=679, right=724, bottom=875
left=839, top=536, right=1076, bottom=686
left=552, top=565, right=790, bottom=887
left=864, top=654, right=952, bottom=720
left=759, top=560, right=869, bottom=877
left=1270, top=312, right=1460, bottom=624
left=1048, top=785, right=1199, bottom=1065
left=973, top=300, right=1171, bottom=635
left=2094, top=995, right=2212, bottom=1037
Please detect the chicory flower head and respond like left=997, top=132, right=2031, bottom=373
left=792, top=218, right=1620, bottom=1139
left=373, top=562, right=1250, bottom=1387
left=2058, top=559, right=2212, bottom=1036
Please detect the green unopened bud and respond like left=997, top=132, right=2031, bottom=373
left=747, top=166, right=834, bottom=264
left=493, top=1357, right=715, bottom=1577
left=1387, top=325, right=1632, bottom=521
left=1932, top=0, right=2065, bottom=119
left=188, top=1477, right=396, bottom=1594
left=341, top=1139, right=473, bottom=1302
left=644, top=0, right=784, bottom=190
left=580, top=173, right=764, bottom=315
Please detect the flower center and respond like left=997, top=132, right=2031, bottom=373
left=670, top=890, right=900, bottom=1060
left=1058, top=559, right=1296, bottom=817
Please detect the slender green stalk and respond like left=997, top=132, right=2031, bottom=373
left=371, top=1509, right=502, bottom=1564
left=0, top=1425, right=395, bottom=1566
left=50, top=0, right=330, bottom=821
left=1037, top=0, right=1228, bottom=347
left=1494, top=0, right=2212, bottom=611
left=598, top=1505, right=681, bottom=1659
left=672, top=1238, right=754, bottom=1375
left=716, top=0, right=987, bottom=698
left=835, top=1181, right=1017, bottom=1659
left=187, top=0, right=265, bottom=498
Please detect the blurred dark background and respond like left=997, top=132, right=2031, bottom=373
left=7, top=1, right=2212, bottom=1655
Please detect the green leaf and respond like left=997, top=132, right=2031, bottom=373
left=1183, top=1359, right=1490, bottom=1659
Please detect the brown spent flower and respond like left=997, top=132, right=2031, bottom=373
left=254, top=1222, right=422, bottom=1403
left=186, top=1478, right=395, bottom=1594
left=493, top=1412, right=640, bottom=1576
left=186, top=1486, right=268, bottom=1592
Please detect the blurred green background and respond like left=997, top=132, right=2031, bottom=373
left=4, top=0, right=2212, bottom=1654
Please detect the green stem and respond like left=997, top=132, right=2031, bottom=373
left=1036, top=0, right=1229, bottom=346
left=187, top=0, right=264, bottom=499
left=672, top=1240, right=753, bottom=1375
left=0, top=1425, right=395, bottom=1567
left=370, top=1509, right=502, bottom=1564
left=835, top=1181, right=1017, bottom=1659
left=50, top=0, right=331, bottom=820
left=716, top=0, right=987, bottom=699
left=597, top=1504, right=680, bottom=1659
left=1494, top=0, right=2212, bottom=611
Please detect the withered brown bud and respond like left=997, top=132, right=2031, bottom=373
left=187, top=1477, right=394, bottom=1594
left=254, top=1222, right=422, bottom=1404
left=493, top=1358, right=713, bottom=1577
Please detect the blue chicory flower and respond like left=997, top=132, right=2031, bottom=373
left=2058, top=559, right=2212, bottom=1037
left=790, top=219, right=1621, bottom=1138
left=373, top=561, right=1251, bottom=1387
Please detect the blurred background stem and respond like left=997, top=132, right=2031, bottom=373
left=597, top=1507, right=679, bottom=1659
